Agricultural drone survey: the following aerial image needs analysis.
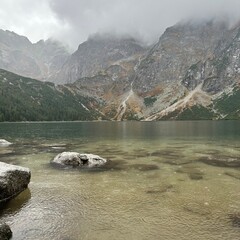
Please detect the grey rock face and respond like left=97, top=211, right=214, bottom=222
left=133, top=20, right=231, bottom=94
left=55, top=34, right=146, bottom=84
left=183, top=24, right=240, bottom=94
left=51, top=152, right=107, bottom=168
left=0, top=19, right=239, bottom=121
left=0, top=223, right=12, bottom=240
left=0, top=30, right=70, bottom=81
left=0, top=162, right=31, bottom=202
left=33, top=39, right=70, bottom=81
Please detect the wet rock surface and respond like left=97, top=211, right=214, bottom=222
left=51, top=152, right=107, bottom=168
left=0, top=162, right=31, bottom=203
left=0, top=139, right=12, bottom=147
left=0, top=223, right=12, bottom=240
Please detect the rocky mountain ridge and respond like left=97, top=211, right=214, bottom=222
left=122, top=19, right=240, bottom=120
left=54, top=34, right=147, bottom=84
left=0, top=18, right=239, bottom=121
left=0, top=29, right=70, bottom=81
left=65, top=19, right=240, bottom=120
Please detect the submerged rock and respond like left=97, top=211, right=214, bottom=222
left=225, top=171, right=240, bottom=180
left=176, top=165, right=204, bottom=180
left=0, top=162, right=31, bottom=203
left=183, top=202, right=211, bottom=216
left=161, top=158, right=193, bottom=165
left=0, top=223, right=12, bottom=240
left=228, top=213, right=240, bottom=227
left=130, top=164, right=159, bottom=171
left=51, top=152, right=107, bottom=168
left=146, top=184, right=174, bottom=194
left=0, top=139, right=12, bottom=147
left=198, top=155, right=240, bottom=168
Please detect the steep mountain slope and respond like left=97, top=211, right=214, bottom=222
left=123, top=19, right=240, bottom=120
left=65, top=19, right=238, bottom=121
left=0, top=30, right=70, bottom=81
left=32, top=39, right=70, bottom=81
left=62, top=19, right=239, bottom=121
left=54, top=34, right=146, bottom=84
left=0, top=19, right=239, bottom=121
left=134, top=20, right=229, bottom=93
left=0, top=69, right=101, bottom=121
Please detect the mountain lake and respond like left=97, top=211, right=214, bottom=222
left=0, top=121, right=239, bottom=240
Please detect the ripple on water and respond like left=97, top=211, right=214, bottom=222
left=0, top=123, right=239, bottom=240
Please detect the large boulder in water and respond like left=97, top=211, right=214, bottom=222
left=0, top=223, right=12, bottom=240
left=51, top=152, right=107, bottom=168
left=0, top=139, right=12, bottom=147
left=0, top=162, right=31, bottom=203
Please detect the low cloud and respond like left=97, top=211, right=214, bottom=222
left=1, top=0, right=240, bottom=50
left=49, top=0, right=240, bottom=48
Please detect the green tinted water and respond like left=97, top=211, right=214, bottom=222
left=0, top=121, right=239, bottom=240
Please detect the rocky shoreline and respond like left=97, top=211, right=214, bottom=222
left=0, top=223, right=12, bottom=240
left=0, top=139, right=31, bottom=240
left=0, top=162, right=31, bottom=203
left=0, top=139, right=108, bottom=239
left=0, top=161, right=31, bottom=239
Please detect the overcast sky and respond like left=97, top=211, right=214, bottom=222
left=0, top=0, right=240, bottom=50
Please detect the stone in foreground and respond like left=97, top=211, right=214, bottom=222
left=52, top=152, right=107, bottom=168
left=0, top=139, right=12, bottom=147
left=0, top=162, right=31, bottom=203
left=0, top=223, right=12, bottom=240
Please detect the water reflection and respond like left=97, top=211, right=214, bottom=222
left=0, top=189, right=31, bottom=217
left=0, top=121, right=239, bottom=141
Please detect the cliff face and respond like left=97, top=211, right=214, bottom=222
left=133, top=20, right=232, bottom=92
left=64, top=20, right=239, bottom=120
left=182, top=22, right=240, bottom=94
left=123, top=20, right=240, bottom=120
left=54, top=34, right=146, bottom=84
left=0, top=30, right=70, bottom=81
left=0, top=19, right=239, bottom=121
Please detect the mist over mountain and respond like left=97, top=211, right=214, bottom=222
left=0, top=17, right=239, bottom=121
left=54, top=34, right=147, bottom=84
left=1, top=0, right=240, bottom=49
left=0, top=29, right=70, bottom=81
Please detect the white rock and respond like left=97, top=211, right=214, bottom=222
left=52, top=152, right=107, bottom=168
left=0, top=162, right=31, bottom=202
left=0, top=139, right=12, bottom=147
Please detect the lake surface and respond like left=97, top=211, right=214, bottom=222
left=0, top=121, right=240, bottom=240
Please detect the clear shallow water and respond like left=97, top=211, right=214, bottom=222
left=0, top=121, right=239, bottom=240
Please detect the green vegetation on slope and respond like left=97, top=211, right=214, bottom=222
left=0, top=69, right=100, bottom=121
left=159, top=85, right=240, bottom=120
left=213, top=86, right=240, bottom=119
left=144, top=96, right=157, bottom=107
left=176, top=105, right=215, bottom=120
left=0, top=68, right=239, bottom=122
